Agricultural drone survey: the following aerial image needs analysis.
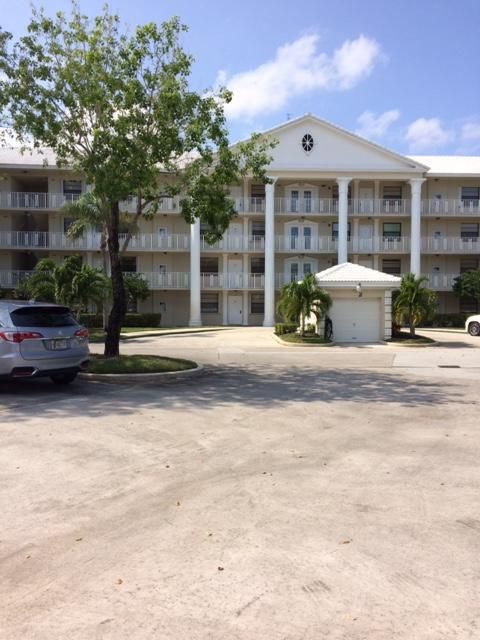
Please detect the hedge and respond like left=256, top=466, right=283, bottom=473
left=79, top=313, right=161, bottom=328
left=274, top=322, right=298, bottom=335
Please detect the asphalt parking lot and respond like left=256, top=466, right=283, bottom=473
left=1, top=329, right=480, bottom=639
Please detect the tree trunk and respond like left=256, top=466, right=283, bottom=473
left=409, top=314, right=416, bottom=338
left=104, top=202, right=126, bottom=357
left=101, top=224, right=110, bottom=331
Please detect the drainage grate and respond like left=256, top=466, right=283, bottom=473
left=438, top=365, right=460, bottom=368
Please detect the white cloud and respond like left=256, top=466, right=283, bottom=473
left=355, top=109, right=400, bottom=139
left=461, top=121, right=480, bottom=142
left=405, top=117, right=454, bottom=151
left=219, top=33, right=381, bottom=120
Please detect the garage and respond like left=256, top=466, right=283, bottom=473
left=329, top=298, right=381, bottom=342
left=315, top=262, right=401, bottom=343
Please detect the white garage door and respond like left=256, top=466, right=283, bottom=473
left=329, top=299, right=381, bottom=343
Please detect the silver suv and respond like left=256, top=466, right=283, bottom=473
left=0, top=301, right=90, bottom=384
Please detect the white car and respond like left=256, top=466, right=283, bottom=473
left=465, top=314, right=480, bottom=336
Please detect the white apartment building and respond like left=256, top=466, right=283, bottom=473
left=0, top=114, right=479, bottom=327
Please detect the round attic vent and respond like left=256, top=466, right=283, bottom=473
left=302, top=133, right=314, bottom=153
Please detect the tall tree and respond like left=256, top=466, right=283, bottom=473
left=277, top=273, right=332, bottom=336
left=0, top=5, right=274, bottom=356
left=393, top=273, right=437, bottom=337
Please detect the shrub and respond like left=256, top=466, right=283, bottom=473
left=274, top=322, right=298, bottom=335
left=79, top=313, right=161, bottom=328
left=427, top=313, right=469, bottom=328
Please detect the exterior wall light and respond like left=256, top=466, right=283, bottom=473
left=355, top=283, right=363, bottom=297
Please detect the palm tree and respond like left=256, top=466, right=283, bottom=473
left=277, top=272, right=332, bottom=336
left=393, top=273, right=437, bottom=337
left=17, top=256, right=108, bottom=319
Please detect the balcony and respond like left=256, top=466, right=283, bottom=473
left=139, top=272, right=265, bottom=290
left=350, top=237, right=411, bottom=253
left=200, top=234, right=265, bottom=252
left=421, top=237, right=480, bottom=253
left=0, top=270, right=33, bottom=288
left=424, top=273, right=457, bottom=291
left=0, top=192, right=81, bottom=210
left=422, top=199, right=480, bottom=217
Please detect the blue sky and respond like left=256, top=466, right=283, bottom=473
left=1, top=0, right=479, bottom=155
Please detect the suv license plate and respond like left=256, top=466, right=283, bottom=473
left=51, top=339, right=69, bottom=350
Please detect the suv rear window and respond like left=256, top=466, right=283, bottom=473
left=10, top=307, right=78, bottom=328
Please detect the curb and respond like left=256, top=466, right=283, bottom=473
left=273, top=334, right=335, bottom=347
left=79, top=363, right=203, bottom=384
left=385, top=340, right=438, bottom=347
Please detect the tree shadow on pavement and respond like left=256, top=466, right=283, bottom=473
left=0, top=364, right=465, bottom=424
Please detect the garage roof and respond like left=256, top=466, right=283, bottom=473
left=315, top=262, right=401, bottom=289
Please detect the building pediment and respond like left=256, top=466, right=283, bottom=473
left=262, top=114, right=428, bottom=175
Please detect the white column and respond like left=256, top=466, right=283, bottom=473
left=222, top=253, right=229, bottom=325
left=189, top=218, right=202, bottom=326
left=242, top=290, right=249, bottom=326
left=263, top=178, right=277, bottom=327
left=336, top=177, right=352, bottom=264
left=353, top=179, right=360, bottom=214
left=409, top=178, right=426, bottom=276
left=222, top=290, right=228, bottom=326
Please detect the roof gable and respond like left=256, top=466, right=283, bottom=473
left=316, top=262, right=401, bottom=288
left=262, top=114, right=428, bottom=174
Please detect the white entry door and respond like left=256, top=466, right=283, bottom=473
left=228, top=258, right=242, bottom=288
left=228, top=223, right=243, bottom=250
left=359, top=187, right=374, bottom=214
left=228, top=295, right=243, bottom=324
left=359, top=223, right=374, bottom=251
left=329, top=298, right=381, bottom=342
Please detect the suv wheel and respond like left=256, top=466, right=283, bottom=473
left=51, top=372, right=77, bottom=385
left=468, top=321, right=480, bottom=337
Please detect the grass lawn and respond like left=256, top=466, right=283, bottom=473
left=278, top=332, right=332, bottom=345
left=88, top=354, right=197, bottom=374
left=388, top=331, right=435, bottom=345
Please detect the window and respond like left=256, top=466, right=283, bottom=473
left=301, top=133, right=314, bottom=152
left=303, top=263, right=312, bottom=275
left=200, top=257, right=219, bottom=273
left=382, top=259, right=401, bottom=275
left=251, top=183, right=265, bottom=198
left=460, top=258, right=478, bottom=273
left=119, top=257, right=137, bottom=272
left=290, top=226, right=299, bottom=249
left=290, top=263, right=299, bottom=281
left=461, top=223, right=479, bottom=240
left=159, top=302, right=167, bottom=313
left=383, top=186, right=402, bottom=202
left=158, top=264, right=167, bottom=274
left=63, top=180, right=82, bottom=196
left=251, top=221, right=265, bottom=237
left=158, top=227, right=167, bottom=237
left=251, top=293, right=264, bottom=314
left=63, top=217, right=74, bottom=232
left=251, top=257, right=264, bottom=274
left=332, top=222, right=351, bottom=240
left=304, top=190, right=312, bottom=213
left=461, top=187, right=480, bottom=202
left=383, top=223, right=402, bottom=239
left=201, top=293, right=219, bottom=313
left=290, top=190, right=299, bottom=212
left=303, top=227, right=312, bottom=250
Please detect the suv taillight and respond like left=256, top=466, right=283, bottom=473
left=74, top=328, right=89, bottom=339
left=0, top=331, right=44, bottom=343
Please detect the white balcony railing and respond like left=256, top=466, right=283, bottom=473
left=421, top=237, right=480, bottom=253
left=422, top=199, right=480, bottom=216
left=424, top=273, right=457, bottom=291
left=0, top=270, right=33, bottom=287
left=0, top=192, right=81, bottom=210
